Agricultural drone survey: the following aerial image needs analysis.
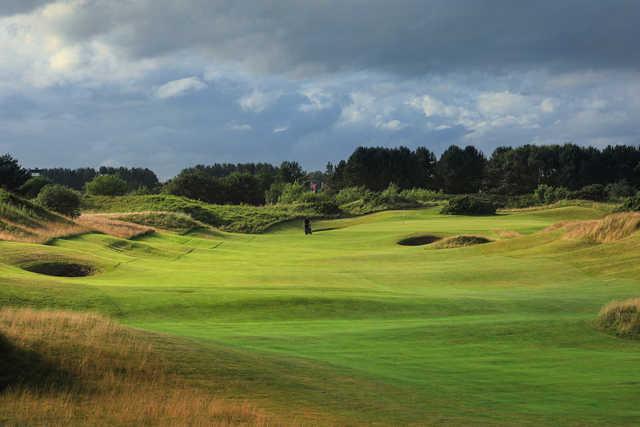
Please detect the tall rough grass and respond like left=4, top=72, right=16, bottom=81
left=597, top=298, right=640, bottom=338
left=0, top=308, right=269, bottom=426
left=76, top=214, right=155, bottom=239
left=549, top=212, right=640, bottom=243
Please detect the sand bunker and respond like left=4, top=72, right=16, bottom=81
left=397, top=235, right=442, bottom=246
left=23, top=262, right=95, bottom=277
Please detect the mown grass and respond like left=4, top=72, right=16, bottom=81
left=1, top=204, right=640, bottom=425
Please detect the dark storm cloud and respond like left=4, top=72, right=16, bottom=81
left=0, top=0, right=52, bottom=16
left=51, top=0, right=640, bottom=75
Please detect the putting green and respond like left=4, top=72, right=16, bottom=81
left=2, top=205, right=640, bottom=425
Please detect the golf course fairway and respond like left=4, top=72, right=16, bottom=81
left=2, top=204, right=640, bottom=425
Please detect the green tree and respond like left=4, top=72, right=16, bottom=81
left=85, top=175, right=128, bottom=196
left=36, top=184, right=81, bottom=217
left=0, top=154, right=31, bottom=191
left=18, top=176, right=52, bottom=198
left=164, top=170, right=224, bottom=204
left=277, top=161, right=305, bottom=184
left=436, top=145, right=486, bottom=194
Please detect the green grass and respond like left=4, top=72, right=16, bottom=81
left=2, top=202, right=640, bottom=425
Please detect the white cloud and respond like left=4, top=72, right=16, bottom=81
left=540, top=98, right=555, bottom=113
left=154, top=76, right=206, bottom=99
left=376, top=119, right=406, bottom=131
left=476, top=91, right=529, bottom=116
left=299, top=87, right=333, bottom=112
left=273, top=126, right=288, bottom=133
left=238, top=89, right=280, bottom=113
left=338, top=91, right=376, bottom=125
left=226, top=122, right=252, bottom=131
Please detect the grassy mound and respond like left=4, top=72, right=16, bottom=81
left=113, top=211, right=204, bottom=234
left=597, top=298, right=640, bottom=338
left=0, top=308, right=268, bottom=426
left=75, top=214, right=154, bottom=240
left=397, top=235, right=441, bottom=246
left=0, top=190, right=84, bottom=243
left=432, top=235, right=492, bottom=249
left=84, top=195, right=328, bottom=233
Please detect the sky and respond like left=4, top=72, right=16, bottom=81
left=1, top=0, right=639, bottom=179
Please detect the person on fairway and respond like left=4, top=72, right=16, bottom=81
left=304, top=217, right=312, bottom=235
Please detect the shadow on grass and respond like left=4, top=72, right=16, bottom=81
left=0, top=333, right=76, bottom=392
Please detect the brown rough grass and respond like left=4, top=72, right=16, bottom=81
left=76, top=214, right=155, bottom=240
left=0, top=221, right=88, bottom=244
left=548, top=212, right=640, bottom=243
left=0, top=308, right=269, bottom=426
left=597, top=298, right=640, bottom=338
left=494, top=230, right=522, bottom=239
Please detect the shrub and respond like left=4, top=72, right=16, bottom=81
left=277, top=182, right=308, bottom=204
left=441, top=195, right=496, bottom=215
left=606, top=181, right=635, bottom=200
left=36, top=185, right=81, bottom=217
left=85, top=175, right=128, bottom=196
left=400, top=188, right=445, bottom=204
left=18, top=176, right=52, bottom=199
left=297, top=192, right=341, bottom=215
left=597, top=298, right=640, bottom=338
left=617, top=193, right=640, bottom=212
left=0, top=154, right=31, bottom=191
left=533, top=184, right=570, bottom=204
left=378, top=183, right=405, bottom=205
left=265, top=182, right=286, bottom=204
left=572, top=184, right=606, bottom=201
left=335, top=186, right=372, bottom=205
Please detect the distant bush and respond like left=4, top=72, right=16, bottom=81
left=597, top=298, right=640, bottom=338
left=86, top=175, right=128, bottom=196
left=378, top=183, right=406, bottom=205
left=606, top=181, right=636, bottom=200
left=441, top=195, right=496, bottom=215
left=276, top=182, right=308, bottom=204
left=335, top=186, right=372, bottom=205
left=36, top=185, right=81, bottom=217
left=533, top=184, right=570, bottom=205
left=264, top=182, right=286, bottom=204
left=18, top=176, right=53, bottom=199
left=128, top=186, right=158, bottom=196
left=572, top=184, right=606, bottom=201
left=617, top=194, right=640, bottom=212
left=400, top=188, right=446, bottom=204
left=299, top=192, right=341, bottom=215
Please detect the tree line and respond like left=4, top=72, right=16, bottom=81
left=2, top=143, right=640, bottom=207
left=328, top=144, right=640, bottom=196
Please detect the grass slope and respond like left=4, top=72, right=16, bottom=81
left=0, top=308, right=270, bottom=426
left=84, top=194, right=328, bottom=233
left=2, top=203, right=640, bottom=425
left=0, top=189, right=84, bottom=243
